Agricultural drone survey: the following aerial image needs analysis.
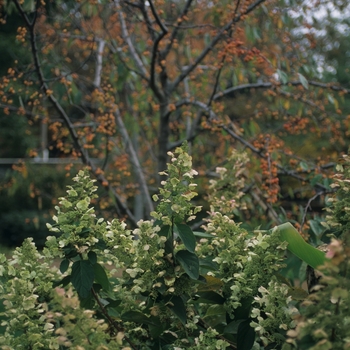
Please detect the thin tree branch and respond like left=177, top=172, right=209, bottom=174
left=300, top=191, right=325, bottom=232
left=93, top=38, right=105, bottom=88
left=161, top=0, right=193, bottom=59
left=148, top=0, right=168, bottom=99
left=207, top=0, right=241, bottom=106
left=115, top=0, right=149, bottom=79
left=114, top=107, right=154, bottom=216
left=213, top=80, right=350, bottom=102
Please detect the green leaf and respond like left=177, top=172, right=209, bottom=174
left=175, top=224, right=196, bottom=253
left=276, top=222, right=326, bottom=269
left=93, top=263, right=111, bottom=292
left=203, top=304, right=226, bottom=327
left=165, top=295, right=187, bottom=325
left=298, top=73, right=309, bottom=89
left=277, top=69, right=288, bottom=84
left=79, top=293, right=95, bottom=309
left=195, top=291, right=225, bottom=304
left=237, top=319, right=255, bottom=350
left=225, top=319, right=245, bottom=334
left=193, top=231, right=215, bottom=238
left=309, top=219, right=326, bottom=237
left=175, top=250, right=199, bottom=280
left=71, top=260, right=94, bottom=298
left=59, top=259, right=70, bottom=274
left=121, top=311, right=160, bottom=326
left=88, top=251, right=97, bottom=265
left=53, top=275, right=71, bottom=288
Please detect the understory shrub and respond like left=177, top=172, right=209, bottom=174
left=0, top=145, right=349, bottom=349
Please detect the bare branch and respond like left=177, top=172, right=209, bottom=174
left=213, top=80, right=350, bottom=102
left=300, top=191, right=325, bottom=232
left=148, top=0, right=168, bottom=99
left=93, top=38, right=105, bottom=88
left=114, top=0, right=149, bottom=79
left=161, top=0, right=193, bottom=59
left=148, top=0, right=168, bottom=33
left=114, top=107, right=154, bottom=216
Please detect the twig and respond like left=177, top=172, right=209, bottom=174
left=148, top=0, right=168, bottom=99
left=91, top=288, right=138, bottom=350
left=115, top=0, right=148, bottom=79
left=300, top=191, right=324, bottom=232
left=213, top=80, right=350, bottom=102
left=161, top=0, right=194, bottom=58
left=114, top=107, right=154, bottom=216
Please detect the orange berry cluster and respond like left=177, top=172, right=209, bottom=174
left=253, top=134, right=281, bottom=204
left=283, top=116, right=309, bottom=134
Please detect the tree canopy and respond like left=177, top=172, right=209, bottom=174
left=1, top=0, right=350, bottom=243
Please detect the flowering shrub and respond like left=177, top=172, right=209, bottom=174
left=0, top=144, right=349, bottom=349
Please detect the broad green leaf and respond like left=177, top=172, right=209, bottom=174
left=199, top=257, right=219, bottom=271
left=198, top=275, right=224, bottom=292
left=225, top=319, right=245, bottom=334
left=79, top=293, right=95, bottom=309
left=276, top=222, right=326, bottom=269
left=277, top=69, right=288, bottom=84
left=121, top=311, right=160, bottom=326
left=88, top=251, right=97, bottom=265
left=93, top=263, right=111, bottom=292
left=193, top=231, right=215, bottom=238
left=165, top=295, right=187, bottom=325
left=175, top=250, right=199, bottom=280
left=298, top=73, right=309, bottom=89
left=309, top=219, right=326, bottom=237
left=195, top=291, right=225, bottom=304
left=59, top=259, right=70, bottom=274
left=53, top=275, right=71, bottom=288
left=71, top=260, right=94, bottom=298
left=203, top=304, right=226, bottom=327
left=237, top=319, right=255, bottom=350
left=175, top=224, right=196, bottom=253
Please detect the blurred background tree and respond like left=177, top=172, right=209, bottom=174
left=0, top=0, right=349, bottom=248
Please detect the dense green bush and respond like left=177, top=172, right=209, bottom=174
left=0, top=145, right=349, bottom=349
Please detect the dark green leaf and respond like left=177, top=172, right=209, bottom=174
left=63, top=245, right=78, bottom=259
left=175, top=224, right=196, bottom=253
left=165, top=295, right=187, bottom=325
left=199, top=257, right=219, bottom=271
left=195, top=291, right=225, bottom=304
left=93, top=263, right=111, bottom=292
left=233, top=297, right=253, bottom=320
left=121, top=311, right=160, bottom=326
left=175, top=250, right=199, bottom=280
left=71, top=260, right=94, bottom=298
left=79, top=292, right=95, bottom=309
left=237, top=319, right=255, bottom=350
left=225, top=319, right=245, bottom=334
left=59, top=259, right=70, bottom=274
left=53, top=274, right=71, bottom=288
left=88, top=251, right=97, bottom=265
